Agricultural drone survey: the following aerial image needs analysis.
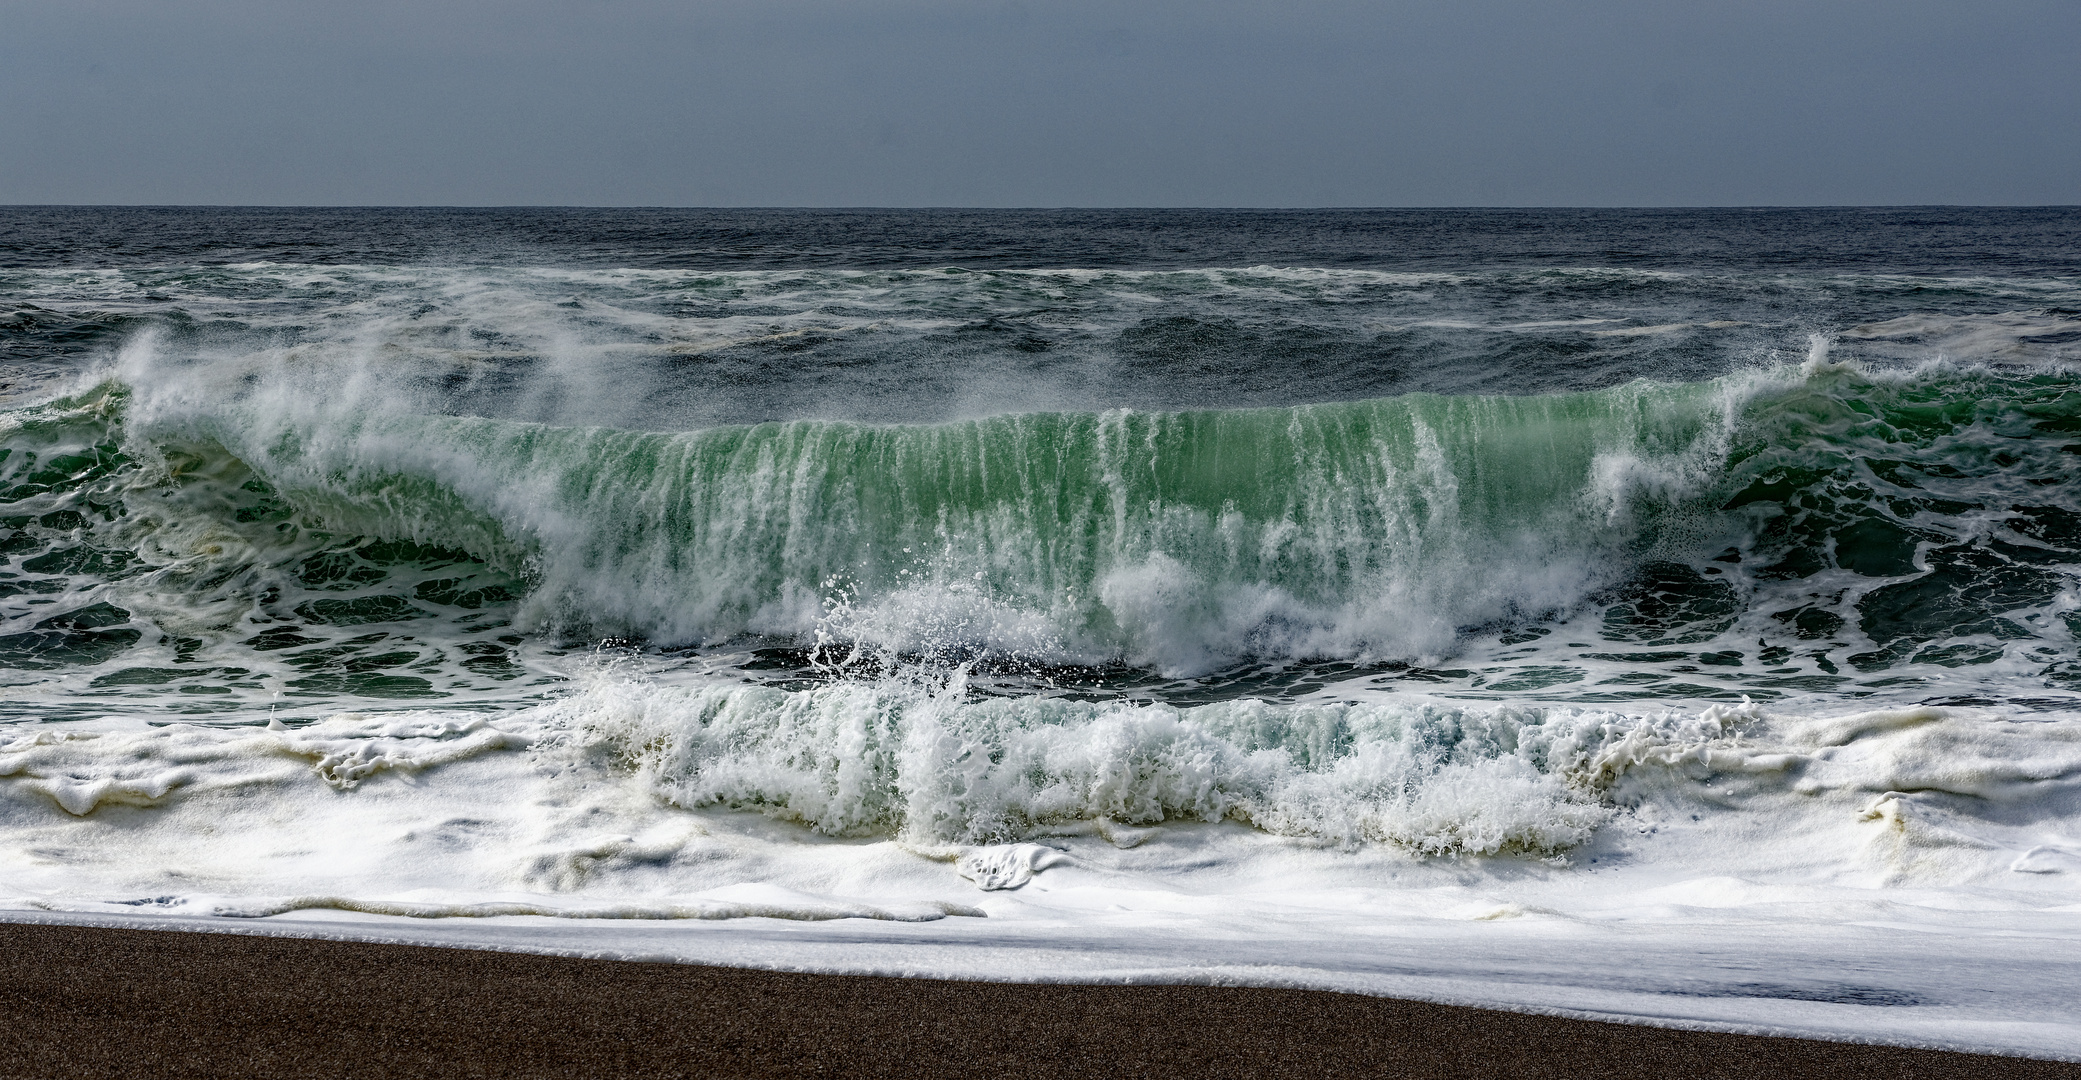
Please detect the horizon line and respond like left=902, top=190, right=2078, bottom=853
left=4, top=203, right=2079, bottom=213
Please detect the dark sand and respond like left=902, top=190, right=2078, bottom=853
left=0, top=922, right=2073, bottom=1079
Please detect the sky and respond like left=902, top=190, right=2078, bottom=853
left=1, top=0, right=2076, bottom=207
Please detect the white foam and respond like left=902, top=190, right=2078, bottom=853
left=1843, top=311, right=2081, bottom=363
left=3, top=677, right=2079, bottom=1054
left=551, top=671, right=1732, bottom=852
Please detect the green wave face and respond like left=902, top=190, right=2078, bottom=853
left=153, top=368, right=1745, bottom=671
left=3, top=357, right=2079, bottom=713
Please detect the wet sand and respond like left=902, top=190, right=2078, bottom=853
left=0, top=922, right=2073, bottom=1079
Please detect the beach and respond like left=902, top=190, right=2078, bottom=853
left=4, top=921, right=2076, bottom=1079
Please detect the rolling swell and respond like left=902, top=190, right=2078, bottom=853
left=2, top=358, right=2077, bottom=708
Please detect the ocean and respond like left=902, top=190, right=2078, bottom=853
left=4, top=207, right=2079, bottom=1055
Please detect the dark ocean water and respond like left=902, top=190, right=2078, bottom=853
left=2, top=207, right=2078, bottom=722
left=7, top=206, right=2081, bottom=272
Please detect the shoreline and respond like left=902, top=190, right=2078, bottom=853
left=1, top=921, right=2075, bottom=1079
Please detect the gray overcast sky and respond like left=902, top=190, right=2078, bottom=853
left=2, top=0, right=2076, bottom=207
